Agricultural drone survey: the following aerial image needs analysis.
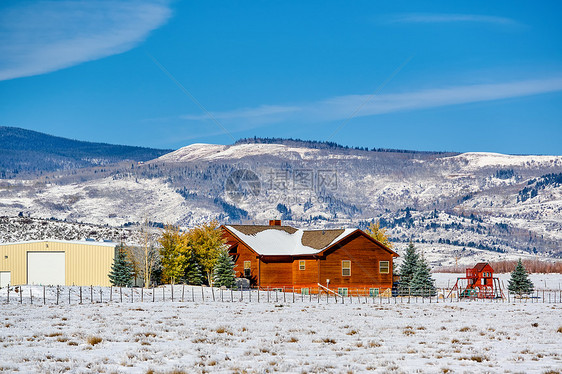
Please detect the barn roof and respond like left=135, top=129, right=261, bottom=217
left=223, top=225, right=398, bottom=257
left=0, top=239, right=118, bottom=247
left=224, top=225, right=355, bottom=256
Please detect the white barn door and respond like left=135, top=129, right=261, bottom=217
left=27, top=252, right=65, bottom=285
left=0, top=271, right=11, bottom=287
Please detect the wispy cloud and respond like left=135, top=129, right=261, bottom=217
left=180, top=105, right=300, bottom=123
left=179, top=77, right=562, bottom=127
left=386, top=13, right=520, bottom=26
left=0, top=1, right=172, bottom=81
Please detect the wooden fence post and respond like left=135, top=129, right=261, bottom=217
left=43, top=286, right=46, bottom=305
left=7, top=284, right=9, bottom=303
left=182, top=284, right=185, bottom=302
left=141, top=287, right=144, bottom=302
left=68, top=287, right=71, bottom=304
left=56, top=286, right=60, bottom=305
left=171, top=285, right=174, bottom=302
left=80, top=286, right=83, bottom=304
left=30, top=288, right=33, bottom=304
left=110, top=287, right=112, bottom=302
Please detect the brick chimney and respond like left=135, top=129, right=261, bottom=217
left=269, top=220, right=282, bottom=226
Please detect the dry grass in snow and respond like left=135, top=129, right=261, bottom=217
left=0, top=301, right=561, bottom=373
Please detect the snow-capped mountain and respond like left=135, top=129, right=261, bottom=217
left=1, top=138, right=561, bottom=266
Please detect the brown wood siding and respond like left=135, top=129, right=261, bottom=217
left=259, top=259, right=293, bottom=286
left=292, top=258, right=319, bottom=286
left=319, top=233, right=394, bottom=288
left=223, top=231, right=259, bottom=280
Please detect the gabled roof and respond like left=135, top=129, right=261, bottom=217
left=473, top=262, right=492, bottom=272
left=223, top=224, right=397, bottom=257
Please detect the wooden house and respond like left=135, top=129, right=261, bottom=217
left=221, top=220, right=398, bottom=295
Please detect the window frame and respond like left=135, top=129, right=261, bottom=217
left=369, top=288, right=379, bottom=297
left=299, top=260, right=306, bottom=271
left=342, top=260, right=351, bottom=276
left=243, top=261, right=251, bottom=277
left=301, top=288, right=309, bottom=295
left=338, top=287, right=348, bottom=296
left=379, top=260, right=390, bottom=274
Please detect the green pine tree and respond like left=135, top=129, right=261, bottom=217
left=410, top=254, right=436, bottom=296
left=508, top=259, right=534, bottom=296
left=212, top=250, right=236, bottom=288
left=183, top=259, right=204, bottom=285
left=399, top=241, right=419, bottom=293
left=108, top=246, right=133, bottom=287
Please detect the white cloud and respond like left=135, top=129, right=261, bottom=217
left=386, top=13, right=520, bottom=26
left=179, top=77, right=562, bottom=126
left=181, top=105, right=300, bottom=122
left=0, top=1, right=172, bottom=81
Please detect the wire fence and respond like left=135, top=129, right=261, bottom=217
left=1, top=285, right=561, bottom=305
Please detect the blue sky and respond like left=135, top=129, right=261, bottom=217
left=1, top=1, right=561, bottom=154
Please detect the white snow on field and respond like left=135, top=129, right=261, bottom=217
left=0, top=284, right=561, bottom=373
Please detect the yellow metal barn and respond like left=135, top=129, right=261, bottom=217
left=0, top=240, right=118, bottom=287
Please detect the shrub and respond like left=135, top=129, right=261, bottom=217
left=87, top=336, right=102, bottom=346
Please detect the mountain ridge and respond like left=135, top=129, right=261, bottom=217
left=0, top=126, right=172, bottom=177
left=1, top=130, right=561, bottom=266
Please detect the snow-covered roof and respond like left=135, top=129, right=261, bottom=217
left=224, top=225, right=357, bottom=256
left=0, top=239, right=119, bottom=247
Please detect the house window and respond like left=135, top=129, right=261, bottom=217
left=299, top=260, right=305, bottom=270
left=369, top=288, right=379, bottom=297
left=379, top=261, right=390, bottom=274
left=244, top=261, right=251, bottom=277
left=301, top=288, right=309, bottom=295
left=338, top=288, right=348, bottom=296
left=342, top=260, right=351, bottom=276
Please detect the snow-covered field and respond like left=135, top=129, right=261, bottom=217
left=1, top=277, right=562, bottom=373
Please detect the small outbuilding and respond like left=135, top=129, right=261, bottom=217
left=449, top=262, right=504, bottom=299
left=0, top=240, right=118, bottom=287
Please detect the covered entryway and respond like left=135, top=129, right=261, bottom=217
left=27, top=252, right=65, bottom=285
left=0, top=271, right=10, bottom=287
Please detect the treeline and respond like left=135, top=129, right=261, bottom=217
left=518, top=172, right=562, bottom=203
left=435, top=259, right=562, bottom=274
left=235, top=137, right=450, bottom=154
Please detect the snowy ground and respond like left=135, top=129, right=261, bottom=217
left=1, top=279, right=562, bottom=373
